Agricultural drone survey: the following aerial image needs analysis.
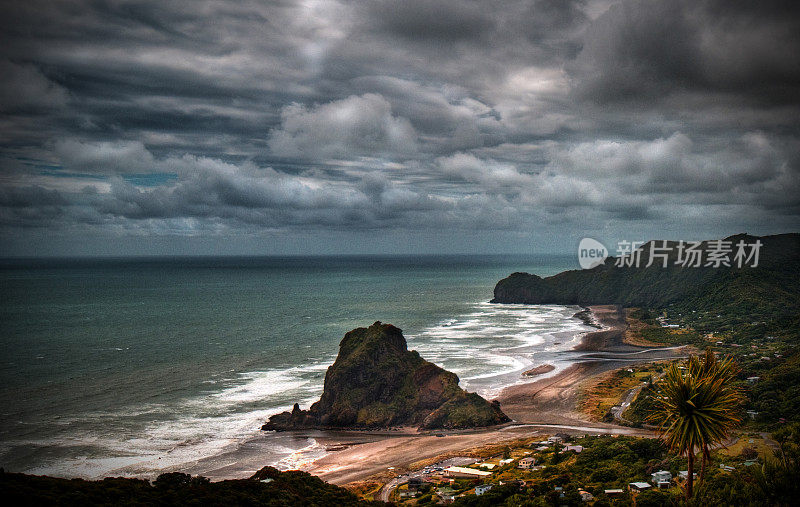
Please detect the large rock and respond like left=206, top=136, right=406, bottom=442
left=262, top=322, right=509, bottom=431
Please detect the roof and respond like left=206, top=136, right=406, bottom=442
left=605, top=489, right=624, bottom=494
left=630, top=482, right=651, bottom=489
left=444, top=466, right=492, bottom=476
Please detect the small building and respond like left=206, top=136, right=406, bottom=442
left=499, top=458, right=514, bottom=465
left=518, top=457, right=536, bottom=469
left=444, top=466, right=492, bottom=478
left=535, top=445, right=550, bottom=451
left=476, top=462, right=496, bottom=469
left=604, top=489, right=624, bottom=496
left=579, top=490, right=595, bottom=502
left=436, top=487, right=457, bottom=503
left=548, top=436, right=564, bottom=444
left=650, top=470, right=672, bottom=488
left=747, top=410, right=759, bottom=420
left=629, top=482, right=651, bottom=492
left=719, top=464, right=736, bottom=472
left=679, top=471, right=697, bottom=480
left=563, top=445, right=583, bottom=453
left=747, top=376, right=761, bottom=383
left=475, top=484, right=493, bottom=496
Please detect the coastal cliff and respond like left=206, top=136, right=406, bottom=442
left=263, top=322, right=509, bottom=431
left=492, top=233, right=799, bottom=324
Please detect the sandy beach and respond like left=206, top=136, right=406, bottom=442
left=181, top=305, right=689, bottom=486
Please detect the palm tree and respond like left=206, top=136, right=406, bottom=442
left=688, top=349, right=742, bottom=485
left=650, top=351, right=744, bottom=500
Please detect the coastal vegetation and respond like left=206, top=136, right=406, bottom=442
left=492, top=234, right=799, bottom=330
left=0, top=466, right=380, bottom=506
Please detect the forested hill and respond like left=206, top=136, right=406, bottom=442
left=492, top=233, right=799, bottom=326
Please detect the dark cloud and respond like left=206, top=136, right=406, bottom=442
left=0, top=0, right=798, bottom=255
left=571, top=0, right=800, bottom=103
left=365, top=0, right=495, bottom=42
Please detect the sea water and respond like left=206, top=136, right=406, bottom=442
left=0, top=255, right=590, bottom=478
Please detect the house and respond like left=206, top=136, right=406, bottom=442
left=535, top=445, right=550, bottom=451
left=747, top=376, right=761, bottom=383
left=475, top=484, right=493, bottom=496
left=719, top=464, right=736, bottom=472
left=563, top=445, right=583, bottom=453
left=499, top=458, right=514, bottom=465
left=476, top=462, right=496, bottom=469
left=548, top=436, right=564, bottom=444
left=650, top=470, right=672, bottom=488
left=679, top=471, right=697, bottom=480
left=604, top=489, right=624, bottom=496
left=747, top=410, right=759, bottom=420
left=444, top=466, right=492, bottom=478
left=518, top=457, right=536, bottom=469
left=629, top=482, right=651, bottom=492
left=436, top=487, right=457, bottom=503
left=579, top=490, right=595, bottom=502
left=399, top=490, right=418, bottom=499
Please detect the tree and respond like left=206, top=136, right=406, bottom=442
left=753, top=423, right=800, bottom=506
left=687, top=348, right=743, bottom=485
left=649, top=351, right=744, bottom=500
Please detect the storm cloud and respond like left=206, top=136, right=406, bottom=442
left=0, top=0, right=798, bottom=255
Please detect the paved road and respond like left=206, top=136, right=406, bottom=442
left=611, top=372, right=664, bottom=425
left=611, top=381, right=646, bottom=424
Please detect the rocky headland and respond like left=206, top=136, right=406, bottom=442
left=262, top=322, right=509, bottom=431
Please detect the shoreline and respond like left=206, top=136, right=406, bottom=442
left=175, top=305, right=688, bottom=485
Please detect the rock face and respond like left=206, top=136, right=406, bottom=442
left=263, top=322, right=509, bottom=431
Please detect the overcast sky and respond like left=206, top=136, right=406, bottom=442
left=1, top=0, right=798, bottom=256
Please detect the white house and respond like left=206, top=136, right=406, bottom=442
left=650, top=470, right=672, bottom=488
left=518, top=457, right=536, bottom=469
left=475, top=484, right=493, bottom=496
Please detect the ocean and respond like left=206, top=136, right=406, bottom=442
left=0, top=255, right=591, bottom=478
